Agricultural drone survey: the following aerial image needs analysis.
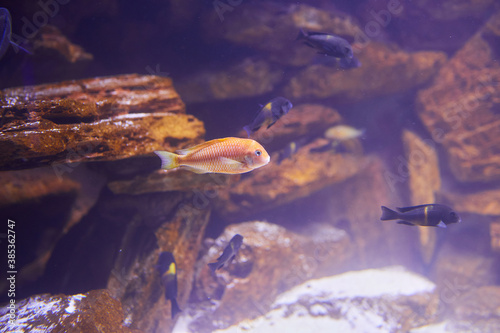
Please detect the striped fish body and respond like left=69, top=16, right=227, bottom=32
left=155, top=137, right=270, bottom=174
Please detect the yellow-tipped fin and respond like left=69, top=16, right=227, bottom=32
left=154, top=151, right=179, bottom=170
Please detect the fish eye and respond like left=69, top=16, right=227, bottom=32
left=255, top=150, right=262, bottom=156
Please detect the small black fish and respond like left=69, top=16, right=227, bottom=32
left=296, top=29, right=361, bottom=69
left=380, top=204, right=461, bottom=228
left=0, top=8, right=30, bottom=60
left=208, top=234, right=243, bottom=272
left=276, top=137, right=311, bottom=164
left=157, top=252, right=182, bottom=319
left=243, top=97, right=293, bottom=137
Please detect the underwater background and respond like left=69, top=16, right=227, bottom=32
left=0, top=0, right=500, bottom=332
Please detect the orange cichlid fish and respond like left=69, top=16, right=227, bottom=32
left=154, top=137, right=270, bottom=174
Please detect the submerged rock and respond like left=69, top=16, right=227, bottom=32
left=108, top=170, right=236, bottom=195
left=438, top=188, right=500, bottom=216
left=211, top=266, right=438, bottom=333
left=0, top=166, right=105, bottom=300
left=179, top=221, right=353, bottom=333
left=413, top=286, right=500, bottom=333
left=0, top=74, right=204, bottom=170
left=177, top=58, right=283, bottom=103
left=202, top=3, right=362, bottom=67
left=284, top=42, right=447, bottom=103
left=416, top=9, right=500, bottom=182
left=213, top=143, right=369, bottom=221
left=104, top=191, right=212, bottom=333
left=0, top=289, right=135, bottom=333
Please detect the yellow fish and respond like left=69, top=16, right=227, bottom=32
left=325, top=125, right=365, bottom=141
left=154, top=137, right=270, bottom=174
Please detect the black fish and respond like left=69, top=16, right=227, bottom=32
left=0, top=8, right=30, bottom=60
left=208, top=234, right=243, bottom=272
left=380, top=204, right=461, bottom=228
left=157, top=252, right=182, bottom=319
left=243, top=97, right=293, bottom=137
left=296, top=29, right=361, bottom=69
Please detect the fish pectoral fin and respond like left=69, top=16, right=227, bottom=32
left=436, top=221, right=447, bottom=228
left=220, top=157, right=244, bottom=168
left=396, top=221, right=415, bottom=226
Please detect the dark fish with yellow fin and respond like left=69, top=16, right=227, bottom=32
left=243, top=97, right=293, bottom=137
left=157, top=252, right=181, bottom=319
left=155, top=137, right=270, bottom=174
left=208, top=234, right=243, bottom=273
left=380, top=204, right=461, bottom=228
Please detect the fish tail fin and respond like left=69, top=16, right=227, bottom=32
left=380, top=206, right=400, bottom=221
left=154, top=151, right=179, bottom=170
left=207, top=262, right=219, bottom=273
left=243, top=125, right=252, bottom=138
left=170, top=298, right=182, bottom=319
left=296, top=28, right=307, bottom=41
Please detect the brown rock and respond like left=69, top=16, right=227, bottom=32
left=0, top=74, right=204, bottom=170
left=105, top=191, right=211, bottom=333
left=0, top=289, right=136, bottom=332
left=412, top=0, right=495, bottom=21
left=188, top=221, right=354, bottom=332
left=402, top=130, right=441, bottom=265
left=402, top=130, right=441, bottom=205
left=108, top=169, right=236, bottom=195
left=176, top=58, right=283, bottom=103
left=438, top=188, right=500, bottom=216
left=202, top=3, right=363, bottom=67
left=214, top=140, right=369, bottom=220
left=416, top=10, right=500, bottom=182
left=284, top=42, right=447, bottom=103
left=433, top=243, right=497, bottom=305
left=449, top=286, right=500, bottom=332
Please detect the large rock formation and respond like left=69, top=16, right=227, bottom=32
left=0, top=74, right=204, bottom=170
left=284, top=42, right=447, bottom=103
left=208, top=266, right=439, bottom=333
left=416, top=10, right=500, bottom=182
left=0, top=290, right=136, bottom=333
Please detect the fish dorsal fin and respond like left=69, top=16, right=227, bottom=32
left=396, top=205, right=429, bottom=213
left=176, top=138, right=229, bottom=155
